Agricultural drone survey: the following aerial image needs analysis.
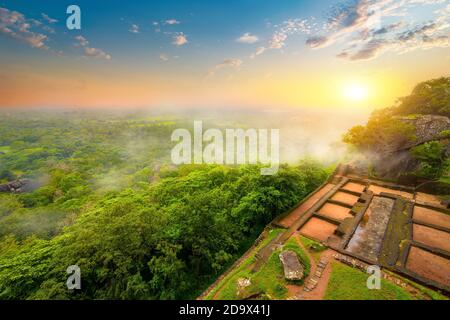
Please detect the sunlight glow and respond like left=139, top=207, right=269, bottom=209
left=343, top=84, right=369, bottom=102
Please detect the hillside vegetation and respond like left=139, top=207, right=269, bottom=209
left=343, top=77, right=450, bottom=182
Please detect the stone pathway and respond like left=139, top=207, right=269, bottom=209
left=287, top=235, right=335, bottom=300
left=304, top=257, right=329, bottom=292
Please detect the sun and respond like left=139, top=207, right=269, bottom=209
left=343, top=84, right=369, bottom=102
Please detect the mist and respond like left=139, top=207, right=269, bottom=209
left=154, top=106, right=370, bottom=165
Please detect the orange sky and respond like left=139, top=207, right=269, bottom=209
left=1, top=1, right=449, bottom=111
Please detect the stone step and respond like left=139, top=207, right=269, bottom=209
left=310, top=277, right=319, bottom=285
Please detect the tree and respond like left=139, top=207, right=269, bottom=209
left=0, top=163, right=328, bottom=300
left=0, top=169, right=15, bottom=182
left=395, top=77, right=450, bottom=117
left=343, top=109, right=416, bottom=152
left=411, top=141, right=447, bottom=179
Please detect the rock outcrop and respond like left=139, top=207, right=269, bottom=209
left=351, top=115, right=450, bottom=183
left=400, top=115, right=450, bottom=148
left=0, top=179, right=32, bottom=193
left=236, top=278, right=252, bottom=298
left=279, top=250, right=304, bottom=281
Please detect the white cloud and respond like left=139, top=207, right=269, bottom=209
left=305, top=36, right=331, bottom=49
left=236, top=33, right=259, bottom=44
left=303, top=0, right=450, bottom=61
left=74, top=35, right=89, bottom=46
left=75, top=35, right=112, bottom=60
left=129, top=24, right=140, bottom=34
left=250, top=18, right=310, bottom=58
left=337, top=20, right=450, bottom=61
left=23, top=33, right=48, bottom=49
left=250, top=47, right=266, bottom=59
left=337, top=39, right=389, bottom=61
left=30, top=19, right=42, bottom=27
left=269, top=32, right=288, bottom=49
left=0, top=7, right=50, bottom=50
left=206, top=58, right=243, bottom=78
left=159, top=53, right=169, bottom=61
left=165, top=19, right=180, bottom=25
left=84, top=47, right=112, bottom=60
left=173, top=33, right=188, bottom=46
left=41, top=13, right=57, bottom=24
left=219, top=58, right=243, bottom=68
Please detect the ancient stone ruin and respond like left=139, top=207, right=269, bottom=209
left=274, top=166, right=450, bottom=292
left=279, top=250, right=304, bottom=281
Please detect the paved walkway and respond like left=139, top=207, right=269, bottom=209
left=287, top=233, right=335, bottom=300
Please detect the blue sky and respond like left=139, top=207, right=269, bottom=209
left=0, top=0, right=449, bottom=109
left=0, top=0, right=329, bottom=62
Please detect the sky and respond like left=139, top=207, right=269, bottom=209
left=0, top=0, right=449, bottom=111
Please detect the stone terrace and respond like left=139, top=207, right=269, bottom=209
left=271, top=164, right=450, bottom=293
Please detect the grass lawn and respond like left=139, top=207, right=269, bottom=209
left=240, top=237, right=311, bottom=300
left=207, top=232, right=310, bottom=300
left=324, top=262, right=414, bottom=300
left=299, top=235, right=327, bottom=263
left=204, top=228, right=285, bottom=300
left=217, top=246, right=288, bottom=300
left=0, top=146, right=11, bottom=154
left=382, top=270, right=447, bottom=300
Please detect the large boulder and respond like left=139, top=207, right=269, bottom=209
left=279, top=250, right=304, bottom=281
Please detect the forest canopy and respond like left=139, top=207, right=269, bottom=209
left=0, top=112, right=331, bottom=299
left=0, top=163, right=329, bottom=300
left=394, top=77, right=450, bottom=117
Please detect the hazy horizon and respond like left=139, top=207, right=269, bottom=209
left=0, top=106, right=369, bottom=165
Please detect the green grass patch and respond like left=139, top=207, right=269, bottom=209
left=208, top=233, right=311, bottom=300
left=324, top=262, right=413, bottom=300
left=204, top=228, right=285, bottom=300
left=382, top=270, right=447, bottom=300
left=299, top=235, right=327, bottom=263
left=0, top=146, right=11, bottom=154
left=230, top=248, right=288, bottom=300
left=283, top=237, right=311, bottom=277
